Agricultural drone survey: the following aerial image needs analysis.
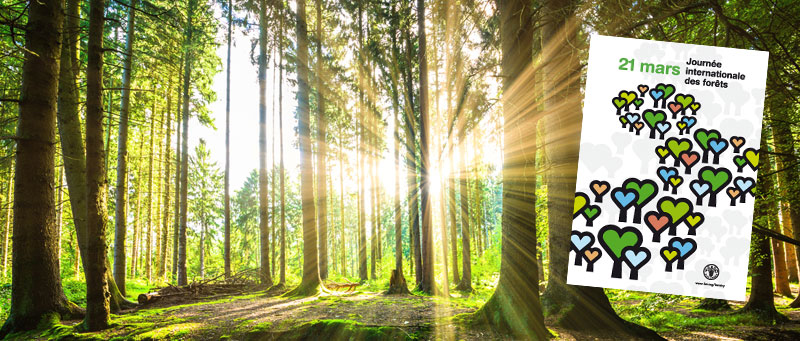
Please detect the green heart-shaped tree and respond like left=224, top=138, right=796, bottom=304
left=599, top=225, right=643, bottom=279
left=698, top=166, right=731, bottom=207
left=623, top=178, right=657, bottom=224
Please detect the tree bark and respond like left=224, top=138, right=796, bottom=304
left=130, top=132, right=144, bottom=278
left=431, top=9, right=449, bottom=295
left=356, top=1, right=368, bottom=284
left=456, top=140, right=473, bottom=292
left=199, top=221, right=205, bottom=279
left=1, top=168, right=11, bottom=279
left=315, top=0, right=329, bottom=281
left=146, top=100, right=156, bottom=282
left=0, top=0, right=83, bottom=335
left=159, top=83, right=173, bottom=279
left=417, top=0, right=435, bottom=296
left=402, top=20, right=423, bottom=290
left=339, top=124, right=346, bottom=276
left=537, top=1, right=660, bottom=337
left=258, top=0, right=273, bottom=287
left=386, top=4, right=409, bottom=294
left=286, top=0, right=322, bottom=297
left=773, top=130, right=799, bottom=283
left=772, top=218, right=792, bottom=296
left=271, top=47, right=278, bottom=280
left=224, top=0, right=233, bottom=280
left=780, top=202, right=799, bottom=282
left=740, top=132, right=786, bottom=322
left=370, top=119, right=377, bottom=281
left=437, top=154, right=450, bottom=295
left=114, top=0, right=137, bottom=294
left=172, top=64, right=183, bottom=281
left=56, top=0, right=133, bottom=311
left=84, top=0, right=111, bottom=331
left=448, top=157, right=460, bottom=283
left=278, top=4, right=287, bottom=286
left=177, top=0, right=197, bottom=287
left=770, top=99, right=800, bottom=307
left=471, top=0, right=547, bottom=338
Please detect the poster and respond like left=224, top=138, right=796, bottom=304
left=566, top=35, right=769, bottom=300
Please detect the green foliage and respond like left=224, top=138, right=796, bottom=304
left=188, top=139, right=225, bottom=279
left=0, top=282, right=9, bottom=323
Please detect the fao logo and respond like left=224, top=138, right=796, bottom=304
left=703, top=264, right=720, bottom=280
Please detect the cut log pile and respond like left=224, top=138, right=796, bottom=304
left=138, top=269, right=259, bottom=305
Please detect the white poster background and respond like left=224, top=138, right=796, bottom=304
left=566, top=35, right=768, bottom=300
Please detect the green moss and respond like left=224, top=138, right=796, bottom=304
left=251, top=321, right=273, bottom=333
left=133, top=322, right=204, bottom=340
left=242, top=319, right=416, bottom=340
left=621, top=310, right=775, bottom=333
left=5, top=322, right=106, bottom=341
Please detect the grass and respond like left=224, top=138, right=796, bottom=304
left=134, top=322, right=204, bottom=340
left=245, top=319, right=416, bottom=340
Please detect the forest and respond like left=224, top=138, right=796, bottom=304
left=0, top=0, right=799, bottom=339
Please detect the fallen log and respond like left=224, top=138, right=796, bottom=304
left=137, top=292, right=163, bottom=305
left=325, top=282, right=360, bottom=292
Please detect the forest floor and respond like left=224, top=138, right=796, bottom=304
left=8, top=282, right=800, bottom=340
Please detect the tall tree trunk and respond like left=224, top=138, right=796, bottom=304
left=114, top=0, right=137, bottom=295
left=771, top=193, right=792, bottom=296
left=339, top=125, right=346, bottom=276
left=271, top=46, right=278, bottom=280
left=438, top=151, right=450, bottom=295
left=56, top=0, right=132, bottom=311
left=537, top=1, right=659, bottom=337
left=315, top=0, right=329, bottom=281
left=74, top=225, right=80, bottom=279
left=416, top=0, right=434, bottom=295
left=177, top=0, right=197, bottom=287
left=0, top=1, right=83, bottom=335
left=370, top=124, right=377, bottom=280
left=443, top=0, right=461, bottom=285
left=403, top=22, right=422, bottom=289
left=199, top=221, right=205, bottom=279
left=224, top=0, right=233, bottom=280
left=774, top=131, right=799, bottom=283
left=278, top=5, right=287, bottom=286
left=130, top=134, right=144, bottom=278
left=770, top=98, right=800, bottom=307
left=456, top=141, right=473, bottom=292
left=258, top=0, right=273, bottom=287
left=146, top=101, right=156, bottom=283
left=84, top=0, right=111, bottom=331
left=780, top=201, right=799, bottom=282
left=448, top=157, right=460, bottom=283
left=356, top=1, right=368, bottom=283
left=470, top=0, right=547, bottom=338
left=159, top=84, right=173, bottom=279
left=286, top=0, right=322, bottom=297
left=2, top=168, right=11, bottom=279
left=432, top=10, right=448, bottom=293
left=386, top=4, right=409, bottom=294
left=172, top=64, right=184, bottom=280
left=359, top=127, right=368, bottom=282
left=740, top=132, right=786, bottom=322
